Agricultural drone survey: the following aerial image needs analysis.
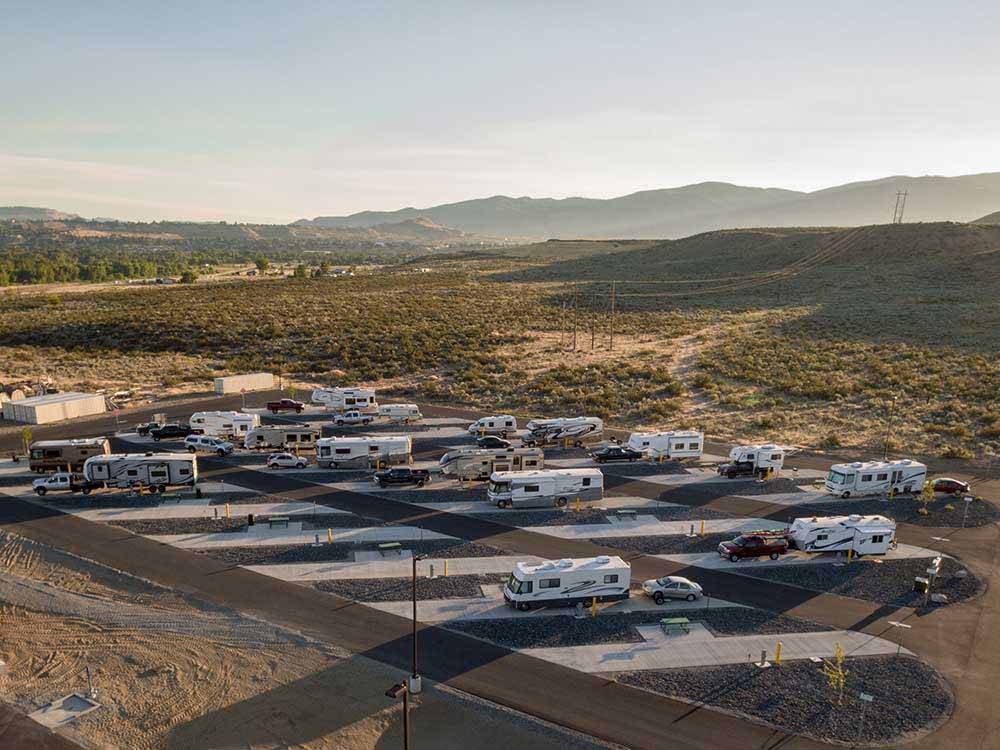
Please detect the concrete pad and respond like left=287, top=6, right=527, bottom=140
left=244, top=555, right=534, bottom=581
left=732, top=490, right=831, bottom=506
left=68, top=501, right=351, bottom=522
left=28, top=693, right=101, bottom=728
left=526, top=517, right=772, bottom=540
left=146, top=525, right=456, bottom=549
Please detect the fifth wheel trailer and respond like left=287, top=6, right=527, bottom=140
left=29, top=438, right=111, bottom=472
left=439, top=446, right=544, bottom=480
left=627, top=430, right=703, bottom=460
left=315, top=435, right=412, bottom=469
left=788, top=514, right=897, bottom=555
left=824, top=459, right=927, bottom=498
left=190, top=411, right=261, bottom=439
left=243, top=426, right=319, bottom=451
left=504, top=556, right=631, bottom=611
left=310, top=387, right=378, bottom=413
left=717, top=444, right=793, bottom=478
left=83, top=453, right=197, bottom=492
left=521, top=417, right=603, bottom=447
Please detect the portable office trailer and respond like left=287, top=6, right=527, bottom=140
left=522, top=417, right=603, bottom=447
left=439, top=446, right=544, bottom=480
left=3, top=392, right=106, bottom=425
left=467, top=415, right=517, bottom=437
left=377, top=403, right=423, bottom=423
left=315, top=435, right=412, bottom=469
left=788, top=514, right=896, bottom=555
left=243, top=426, right=318, bottom=451
left=310, top=387, right=378, bottom=414
left=213, top=372, right=275, bottom=395
left=83, top=453, right=197, bottom=491
left=503, top=556, right=630, bottom=610
left=626, top=430, right=703, bottom=460
left=189, top=411, right=261, bottom=439
left=824, top=459, right=926, bottom=498
left=717, top=444, right=790, bottom=478
left=29, top=438, right=111, bottom=472
left=488, top=467, right=603, bottom=508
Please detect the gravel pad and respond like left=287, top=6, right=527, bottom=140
left=315, top=574, right=506, bottom=602
left=366, top=488, right=489, bottom=504
left=474, top=506, right=737, bottom=528
left=799, top=496, right=999, bottom=528
left=202, top=539, right=508, bottom=566
left=109, top=513, right=381, bottom=535
left=590, top=533, right=738, bottom=555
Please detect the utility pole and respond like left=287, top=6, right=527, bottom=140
left=590, top=290, right=596, bottom=350
left=609, top=281, right=616, bottom=351
left=892, top=190, right=908, bottom=224
left=560, top=301, right=566, bottom=347
left=882, top=394, right=898, bottom=460
left=572, top=284, right=579, bottom=351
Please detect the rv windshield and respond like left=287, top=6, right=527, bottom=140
left=506, top=574, right=527, bottom=594
left=489, top=480, right=511, bottom=495
left=827, top=470, right=848, bottom=485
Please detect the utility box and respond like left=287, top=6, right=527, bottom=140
left=213, top=373, right=275, bottom=395
left=913, top=576, right=929, bottom=594
left=2, top=392, right=106, bottom=424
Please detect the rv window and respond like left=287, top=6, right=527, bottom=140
left=603, top=574, right=619, bottom=584
left=127, top=469, right=138, bottom=477
left=287, top=435, right=297, bottom=442
left=582, top=478, right=591, bottom=487
left=523, top=484, right=539, bottom=493
left=151, top=470, right=167, bottom=479
left=539, top=578, right=560, bottom=589
left=817, top=534, right=828, bottom=540
left=44, top=449, right=61, bottom=459
left=179, top=469, right=190, bottom=476
left=770, top=454, right=781, bottom=461
left=871, top=534, right=885, bottom=543
left=689, top=443, right=699, bottom=450
left=746, top=454, right=755, bottom=461
left=877, top=473, right=888, bottom=481
left=335, top=448, right=351, bottom=455
left=505, top=421, right=513, bottom=427
left=369, top=446, right=379, bottom=452
left=525, top=461, right=537, bottom=467
left=862, top=474, right=873, bottom=482
left=346, top=398, right=356, bottom=405
left=487, top=422, right=495, bottom=428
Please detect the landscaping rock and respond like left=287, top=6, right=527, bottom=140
left=316, top=574, right=506, bottom=602
left=201, top=539, right=508, bottom=566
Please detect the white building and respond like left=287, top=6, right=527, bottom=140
left=2, top=392, right=106, bottom=425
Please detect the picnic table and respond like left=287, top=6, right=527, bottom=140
left=268, top=515, right=290, bottom=529
left=616, top=509, right=638, bottom=520
left=378, top=542, right=403, bottom=557
left=660, top=617, right=691, bottom=635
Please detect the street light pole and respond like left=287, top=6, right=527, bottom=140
left=410, top=554, right=426, bottom=694
left=888, top=620, right=912, bottom=657
left=385, top=682, right=410, bottom=750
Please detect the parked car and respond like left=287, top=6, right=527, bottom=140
left=718, top=533, right=788, bottom=562
left=591, top=446, right=643, bottom=463
left=373, top=467, right=431, bottom=488
left=150, top=423, right=196, bottom=441
left=476, top=436, right=512, bottom=449
left=641, top=575, right=704, bottom=604
left=136, top=421, right=163, bottom=436
left=32, top=472, right=99, bottom=496
left=331, top=410, right=373, bottom=426
left=931, top=477, right=971, bottom=495
left=267, top=398, right=305, bottom=414
left=184, top=435, right=234, bottom=456
left=267, top=452, right=308, bottom=469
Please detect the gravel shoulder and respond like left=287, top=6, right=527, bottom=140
left=315, top=574, right=506, bottom=602
left=201, top=539, right=509, bottom=566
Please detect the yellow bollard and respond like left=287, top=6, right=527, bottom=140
left=658, top=454, right=664, bottom=464
left=327, top=528, right=333, bottom=544
left=775, top=641, right=782, bottom=666
left=591, top=597, right=597, bottom=618
left=575, top=497, right=581, bottom=513
left=225, top=503, right=231, bottom=519
left=444, top=559, right=449, bottom=577
left=700, top=519, right=705, bottom=537
left=847, top=547, right=853, bottom=564
left=409, top=455, right=413, bottom=465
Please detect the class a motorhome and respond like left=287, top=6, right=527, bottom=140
left=310, top=387, right=378, bottom=414
left=522, top=417, right=604, bottom=447
left=488, top=467, right=603, bottom=508
left=189, top=411, right=260, bottom=439
left=83, top=453, right=197, bottom=491
left=717, top=444, right=793, bottom=478
left=29, top=437, right=111, bottom=472
left=824, top=459, right=926, bottom=498
left=243, top=426, right=319, bottom=451
left=788, top=514, right=896, bottom=555
left=467, top=415, right=517, bottom=437
left=439, top=446, right=544, bottom=481
left=377, top=403, right=423, bottom=423
left=503, top=555, right=630, bottom=611
left=315, top=435, right=412, bottom=469
left=626, top=430, right=703, bottom=460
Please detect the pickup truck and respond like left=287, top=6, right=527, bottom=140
left=151, top=423, right=197, bottom=441
left=267, top=398, right=305, bottom=414
left=331, top=411, right=373, bottom=426
left=33, top=472, right=100, bottom=496
left=718, top=533, right=789, bottom=562
left=373, top=467, right=431, bottom=488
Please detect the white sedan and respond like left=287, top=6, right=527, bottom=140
left=642, top=576, right=704, bottom=604
left=266, top=452, right=308, bottom=469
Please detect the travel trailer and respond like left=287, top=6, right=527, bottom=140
left=503, top=555, right=631, bottom=611
left=310, top=387, right=378, bottom=414
left=83, top=453, right=197, bottom=492
left=717, top=444, right=792, bottom=479
left=189, top=411, right=260, bottom=439
left=488, top=468, right=603, bottom=508
left=243, top=426, right=319, bottom=451
left=439, top=446, right=544, bottom=481
left=28, top=437, right=110, bottom=472
left=626, top=430, right=703, bottom=460
left=378, top=403, right=423, bottom=423
left=788, top=514, right=897, bottom=555
left=314, top=435, right=412, bottom=469
left=521, top=417, right=603, bottom=447
left=467, top=415, right=517, bottom=437
left=824, top=459, right=927, bottom=498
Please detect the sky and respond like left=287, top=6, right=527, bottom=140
left=2, top=1, right=999, bottom=223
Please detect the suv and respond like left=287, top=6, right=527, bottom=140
left=331, top=411, right=373, bottom=426
left=476, top=436, right=512, bottom=449
left=718, top=533, right=789, bottom=562
left=184, top=435, right=234, bottom=456
left=267, top=398, right=305, bottom=414
left=373, top=467, right=431, bottom=488
left=591, top=446, right=643, bottom=463
left=151, top=423, right=196, bottom=441
left=32, top=472, right=99, bottom=496
left=267, top=452, right=308, bottom=469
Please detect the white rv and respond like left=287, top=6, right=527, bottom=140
left=503, top=556, right=630, bottom=611
left=717, top=444, right=792, bottom=479
left=824, top=459, right=926, bottom=498
left=439, top=446, right=544, bottom=481
left=467, top=415, right=517, bottom=437
left=83, top=453, right=197, bottom=492
left=378, top=403, right=423, bottom=423
left=522, top=417, right=604, bottom=447
left=627, top=430, right=703, bottom=460
left=488, top=468, right=603, bottom=509
left=315, top=435, right=412, bottom=469
left=243, top=426, right=319, bottom=451
left=788, top=514, right=897, bottom=555
left=310, top=387, right=378, bottom=414
left=189, top=411, right=260, bottom=439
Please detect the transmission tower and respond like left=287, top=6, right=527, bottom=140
left=891, top=190, right=908, bottom=224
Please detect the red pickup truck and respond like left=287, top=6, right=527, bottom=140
left=266, top=398, right=305, bottom=414
left=718, top=533, right=788, bottom=562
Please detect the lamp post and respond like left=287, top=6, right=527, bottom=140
left=888, top=620, right=912, bottom=657
left=882, top=394, right=898, bottom=461
left=410, top=554, right=427, bottom=695
left=385, top=682, right=409, bottom=750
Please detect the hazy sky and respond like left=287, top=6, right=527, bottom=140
left=2, top=1, right=998, bottom=222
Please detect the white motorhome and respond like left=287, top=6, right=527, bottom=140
left=378, top=403, right=423, bottom=423
left=243, top=426, right=318, bottom=451
left=717, top=444, right=792, bottom=479
left=315, top=435, right=412, bottom=469
left=310, top=387, right=378, bottom=414
left=788, top=514, right=897, bottom=555
left=627, top=430, right=703, bottom=460
left=83, top=453, right=197, bottom=492
left=488, top=468, right=603, bottom=509
left=522, top=417, right=603, bottom=447
left=189, top=411, right=260, bottom=439
left=467, top=414, right=517, bottom=437
left=824, top=459, right=926, bottom=498
left=503, top=556, right=630, bottom=611
left=439, top=446, right=544, bottom=481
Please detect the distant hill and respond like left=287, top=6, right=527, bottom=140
left=0, top=206, right=81, bottom=221
left=297, top=173, right=1000, bottom=239
left=973, top=210, right=1000, bottom=224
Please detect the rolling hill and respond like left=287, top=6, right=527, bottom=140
left=0, top=206, right=81, bottom=221
left=973, top=210, right=1000, bottom=225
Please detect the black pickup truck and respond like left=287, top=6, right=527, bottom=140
left=373, top=467, right=431, bottom=488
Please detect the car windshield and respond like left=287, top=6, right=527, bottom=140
left=731, top=536, right=750, bottom=546
left=657, top=577, right=672, bottom=585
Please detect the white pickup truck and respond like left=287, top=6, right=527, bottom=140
left=32, top=472, right=100, bottom=496
left=330, top=411, right=374, bottom=426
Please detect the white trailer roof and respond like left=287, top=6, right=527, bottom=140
left=515, top=555, right=627, bottom=576
left=31, top=437, right=108, bottom=448
left=792, top=513, right=896, bottom=530
left=316, top=435, right=411, bottom=445
left=830, top=459, right=926, bottom=472
left=631, top=429, right=702, bottom=439
left=491, top=467, right=602, bottom=481
left=87, top=452, right=193, bottom=462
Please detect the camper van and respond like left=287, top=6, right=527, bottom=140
left=521, top=417, right=603, bottom=447
left=503, top=556, right=630, bottom=611
left=788, top=514, right=897, bottom=555
left=488, top=468, right=603, bottom=508
left=439, top=446, right=544, bottom=481
left=29, top=438, right=110, bottom=473
left=243, top=426, right=318, bottom=451
left=717, top=444, right=791, bottom=479
left=189, top=411, right=260, bottom=440
left=467, top=415, right=517, bottom=438
left=378, top=403, right=423, bottom=423
left=824, top=459, right=927, bottom=498
left=83, top=453, right=197, bottom=492
left=310, top=387, right=378, bottom=414
left=315, top=435, right=412, bottom=469
left=626, top=430, right=703, bottom=460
